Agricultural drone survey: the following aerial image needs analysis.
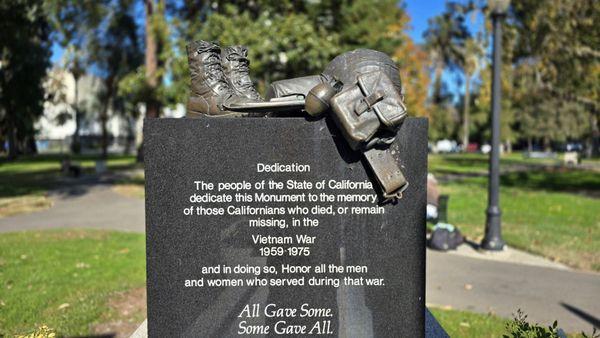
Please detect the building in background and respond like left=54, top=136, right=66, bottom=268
left=37, top=68, right=184, bottom=154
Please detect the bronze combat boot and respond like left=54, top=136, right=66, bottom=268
left=221, top=46, right=262, bottom=101
left=186, top=41, right=255, bottom=117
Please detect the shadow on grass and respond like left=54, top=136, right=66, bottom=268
left=0, top=169, right=59, bottom=198
left=500, top=169, right=600, bottom=194
left=444, top=168, right=599, bottom=197
left=114, top=174, right=145, bottom=186
left=0, top=154, right=140, bottom=198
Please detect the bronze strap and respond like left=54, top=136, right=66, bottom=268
left=355, top=91, right=385, bottom=115
left=363, top=147, right=408, bottom=201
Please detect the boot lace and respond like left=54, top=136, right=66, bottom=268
left=192, top=46, right=231, bottom=94
left=228, top=55, right=259, bottom=96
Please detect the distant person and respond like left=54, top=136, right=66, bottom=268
left=426, top=173, right=464, bottom=251
left=426, top=173, right=440, bottom=221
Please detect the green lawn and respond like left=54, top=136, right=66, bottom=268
left=0, top=154, right=139, bottom=218
left=429, top=153, right=600, bottom=271
left=428, top=152, right=600, bottom=176
left=112, top=173, right=146, bottom=199
left=430, top=307, right=508, bottom=337
left=0, top=229, right=145, bottom=336
left=430, top=307, right=590, bottom=338
left=428, top=152, right=559, bottom=175
left=0, top=154, right=138, bottom=198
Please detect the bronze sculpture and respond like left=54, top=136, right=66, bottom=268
left=186, top=41, right=254, bottom=116
left=221, top=45, right=263, bottom=101
left=186, top=41, right=409, bottom=201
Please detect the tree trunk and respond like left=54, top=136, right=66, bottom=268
left=462, top=72, right=471, bottom=148
left=145, top=0, right=159, bottom=119
left=124, top=116, right=135, bottom=155
left=101, top=78, right=114, bottom=160
left=7, top=117, right=18, bottom=160
left=100, top=98, right=109, bottom=160
left=590, top=112, right=599, bottom=158
left=26, top=135, right=37, bottom=155
left=101, top=112, right=108, bottom=159
left=72, top=73, right=81, bottom=154
left=505, top=139, right=512, bottom=153
left=543, top=136, right=550, bottom=152
left=138, top=0, right=163, bottom=163
left=433, top=64, right=444, bottom=104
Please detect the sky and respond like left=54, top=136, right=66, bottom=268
left=405, top=0, right=488, bottom=100
left=404, top=0, right=448, bottom=43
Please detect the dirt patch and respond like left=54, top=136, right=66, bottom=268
left=40, top=229, right=112, bottom=241
left=0, top=195, right=52, bottom=218
left=113, top=184, right=145, bottom=199
left=93, top=287, right=147, bottom=338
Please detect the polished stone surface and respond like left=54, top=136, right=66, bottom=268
left=144, top=117, right=427, bottom=337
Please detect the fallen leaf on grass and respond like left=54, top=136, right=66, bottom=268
left=57, top=303, right=70, bottom=310
left=75, top=262, right=90, bottom=269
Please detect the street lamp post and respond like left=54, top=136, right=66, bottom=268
left=481, top=0, right=509, bottom=251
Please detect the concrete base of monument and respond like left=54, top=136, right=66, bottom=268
left=129, top=319, right=147, bottom=338
left=129, top=310, right=450, bottom=338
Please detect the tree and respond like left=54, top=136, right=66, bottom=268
left=423, top=2, right=471, bottom=141
left=509, top=0, right=599, bottom=155
left=423, top=2, right=469, bottom=97
left=0, top=0, right=51, bottom=159
left=429, top=82, right=460, bottom=141
left=394, top=27, right=430, bottom=118
left=46, top=0, right=105, bottom=154
left=89, top=0, right=142, bottom=159
left=472, top=61, right=515, bottom=149
left=65, top=51, right=85, bottom=153
left=459, top=36, right=485, bottom=147
left=144, top=0, right=167, bottom=119
left=169, top=0, right=418, bottom=99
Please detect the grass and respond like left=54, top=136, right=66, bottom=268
left=0, top=229, right=145, bottom=336
left=428, top=152, right=560, bottom=175
left=430, top=307, right=590, bottom=337
left=428, top=153, right=600, bottom=271
left=0, top=154, right=139, bottom=218
left=0, top=195, right=53, bottom=218
left=429, top=307, right=592, bottom=338
left=430, top=307, right=509, bottom=337
left=443, top=178, right=599, bottom=271
left=0, top=154, right=138, bottom=198
left=112, top=173, right=145, bottom=199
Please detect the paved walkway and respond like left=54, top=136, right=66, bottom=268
left=427, top=249, right=599, bottom=333
left=0, top=181, right=598, bottom=334
left=0, top=179, right=144, bottom=233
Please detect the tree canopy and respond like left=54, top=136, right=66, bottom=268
left=2, top=0, right=598, bottom=158
left=0, top=0, right=51, bottom=158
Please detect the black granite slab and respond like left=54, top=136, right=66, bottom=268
left=144, top=117, right=428, bottom=337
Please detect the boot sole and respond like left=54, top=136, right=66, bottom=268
left=186, top=109, right=256, bottom=118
